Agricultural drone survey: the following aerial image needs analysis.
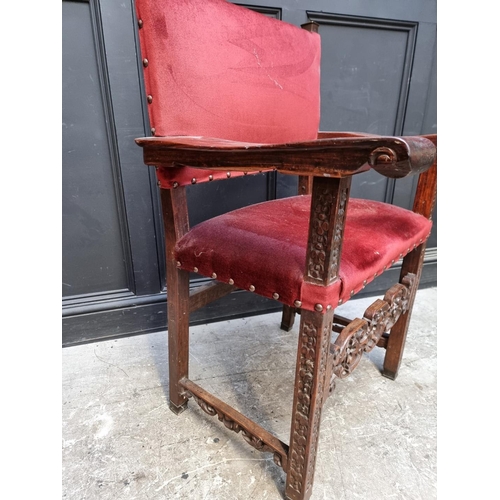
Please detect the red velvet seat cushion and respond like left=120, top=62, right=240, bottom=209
left=174, top=196, right=432, bottom=312
left=135, top=0, right=321, bottom=187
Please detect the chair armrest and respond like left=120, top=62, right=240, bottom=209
left=135, top=134, right=436, bottom=179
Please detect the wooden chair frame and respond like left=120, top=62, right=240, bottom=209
left=136, top=130, right=437, bottom=500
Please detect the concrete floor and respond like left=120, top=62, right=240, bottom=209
left=62, top=287, right=437, bottom=500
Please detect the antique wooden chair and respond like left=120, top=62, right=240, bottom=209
left=134, top=1, right=437, bottom=499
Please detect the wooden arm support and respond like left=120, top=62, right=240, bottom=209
left=135, top=133, right=436, bottom=179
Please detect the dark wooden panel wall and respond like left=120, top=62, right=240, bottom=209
left=62, top=0, right=437, bottom=346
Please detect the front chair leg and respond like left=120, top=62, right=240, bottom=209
left=167, top=265, right=190, bottom=414
left=285, top=309, right=334, bottom=500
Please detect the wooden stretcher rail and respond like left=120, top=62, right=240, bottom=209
left=179, top=378, right=290, bottom=471
left=189, top=282, right=235, bottom=313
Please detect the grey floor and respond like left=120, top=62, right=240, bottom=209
left=62, top=287, right=436, bottom=500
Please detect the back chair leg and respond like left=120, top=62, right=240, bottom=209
left=383, top=243, right=426, bottom=380
left=160, top=188, right=191, bottom=414
left=167, top=265, right=191, bottom=413
left=285, top=309, right=334, bottom=500
left=281, top=305, right=297, bottom=332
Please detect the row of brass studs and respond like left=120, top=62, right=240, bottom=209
left=138, top=19, right=156, bottom=136
left=159, top=171, right=250, bottom=188
left=337, top=237, right=427, bottom=306
left=160, top=170, right=265, bottom=189
left=172, top=237, right=428, bottom=312
left=175, top=261, right=304, bottom=306
left=191, top=172, right=232, bottom=184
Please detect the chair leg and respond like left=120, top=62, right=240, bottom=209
left=285, top=309, right=333, bottom=500
left=167, top=264, right=190, bottom=414
left=383, top=244, right=426, bottom=380
left=281, top=305, right=297, bottom=332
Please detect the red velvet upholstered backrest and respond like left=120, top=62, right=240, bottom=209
left=135, top=0, right=321, bottom=187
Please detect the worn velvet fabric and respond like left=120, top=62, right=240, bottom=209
left=135, top=0, right=321, bottom=187
left=174, top=196, right=433, bottom=312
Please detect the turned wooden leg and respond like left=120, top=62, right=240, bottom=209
left=285, top=309, right=333, bottom=500
left=281, top=305, right=297, bottom=332
left=383, top=243, right=426, bottom=380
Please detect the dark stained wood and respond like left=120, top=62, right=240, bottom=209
left=330, top=276, right=415, bottom=382
left=280, top=131, right=379, bottom=331
left=305, top=176, right=352, bottom=286
left=298, top=175, right=313, bottom=195
left=317, top=131, right=379, bottom=139
left=189, top=281, right=235, bottom=313
left=286, top=309, right=334, bottom=500
left=161, top=186, right=189, bottom=242
left=135, top=134, right=436, bottom=179
left=180, top=378, right=289, bottom=470
left=412, top=134, right=437, bottom=218
left=382, top=134, right=436, bottom=380
left=377, top=333, right=389, bottom=349
left=383, top=244, right=427, bottom=380
left=165, top=264, right=190, bottom=414
left=161, top=188, right=191, bottom=413
left=280, top=304, right=297, bottom=332
left=332, top=314, right=352, bottom=326
left=300, top=21, right=319, bottom=33
left=314, top=134, right=384, bottom=195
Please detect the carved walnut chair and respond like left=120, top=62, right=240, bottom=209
left=134, top=1, right=437, bottom=499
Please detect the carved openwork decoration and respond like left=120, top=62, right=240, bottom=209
left=307, top=184, right=349, bottom=282
left=185, top=391, right=285, bottom=469
left=288, top=317, right=332, bottom=496
left=330, top=274, right=415, bottom=382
